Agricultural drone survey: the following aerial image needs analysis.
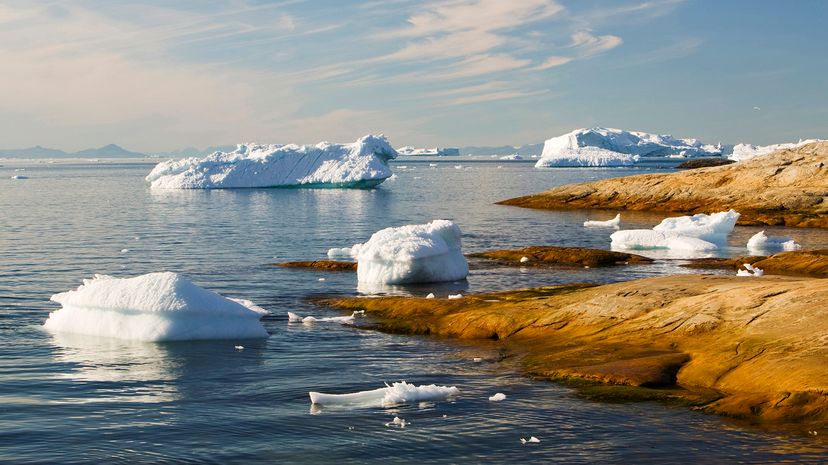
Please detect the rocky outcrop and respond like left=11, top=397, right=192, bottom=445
left=275, top=260, right=357, bottom=271
left=468, top=246, right=651, bottom=268
left=499, top=142, right=828, bottom=228
left=685, top=249, right=828, bottom=278
left=675, top=158, right=735, bottom=169
left=320, top=274, right=828, bottom=425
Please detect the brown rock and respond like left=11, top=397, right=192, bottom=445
left=498, top=141, right=828, bottom=228
left=675, top=158, right=736, bottom=169
left=468, top=246, right=652, bottom=268
left=275, top=260, right=357, bottom=271
left=320, top=274, right=828, bottom=425
left=684, top=249, right=828, bottom=278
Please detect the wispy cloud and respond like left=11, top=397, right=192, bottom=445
left=569, top=30, right=623, bottom=56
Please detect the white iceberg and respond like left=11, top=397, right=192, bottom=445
left=521, top=436, right=541, bottom=444
left=584, top=213, right=621, bottom=228
left=746, top=231, right=801, bottom=253
left=146, top=135, right=397, bottom=189
left=610, top=210, right=739, bottom=257
left=343, top=220, right=468, bottom=284
left=728, top=139, right=822, bottom=162
left=737, top=263, right=764, bottom=277
left=44, top=272, right=269, bottom=341
left=535, top=127, right=721, bottom=168
left=308, top=381, right=459, bottom=407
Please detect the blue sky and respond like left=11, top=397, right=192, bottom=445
left=0, top=0, right=825, bottom=151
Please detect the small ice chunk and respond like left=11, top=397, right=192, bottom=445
left=521, top=436, right=540, bottom=444
left=309, top=381, right=459, bottom=408
left=385, top=416, right=407, bottom=428
left=287, top=311, right=360, bottom=325
left=234, top=345, right=244, bottom=350
left=519, top=256, right=530, bottom=263
left=584, top=213, right=621, bottom=228
left=454, top=165, right=463, bottom=169
left=473, top=357, right=483, bottom=363
left=44, top=272, right=269, bottom=341
left=737, top=263, right=764, bottom=277
left=318, top=277, right=326, bottom=282
left=747, top=230, right=802, bottom=253
left=447, top=294, right=463, bottom=299
left=651, top=210, right=740, bottom=245
left=426, top=293, right=435, bottom=299
left=120, top=248, right=130, bottom=253
left=327, top=247, right=355, bottom=259
left=11, top=175, right=28, bottom=180
left=489, top=393, right=506, bottom=401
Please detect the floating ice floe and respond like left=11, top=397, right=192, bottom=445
left=535, top=127, right=721, bottom=168
left=737, top=263, right=764, bottom=277
left=521, top=436, right=541, bottom=444
left=746, top=231, right=801, bottom=253
left=728, top=139, right=822, bottom=162
left=610, top=210, right=739, bottom=258
left=447, top=294, right=463, bottom=299
left=326, top=247, right=355, bottom=259
left=335, top=220, right=468, bottom=284
left=11, top=175, right=28, bottom=180
left=146, top=135, right=397, bottom=189
left=385, top=416, right=407, bottom=428
left=44, top=272, right=269, bottom=341
left=309, top=381, right=459, bottom=408
left=489, top=393, right=506, bottom=402
left=584, top=213, right=621, bottom=228
left=426, top=293, right=436, bottom=299
left=287, top=311, right=363, bottom=325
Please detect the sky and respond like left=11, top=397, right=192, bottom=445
left=0, top=0, right=825, bottom=152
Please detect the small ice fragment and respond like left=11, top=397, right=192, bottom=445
left=454, top=165, right=463, bottom=169
left=429, top=163, right=438, bottom=167
left=473, top=357, right=483, bottom=363
left=287, top=311, right=303, bottom=322
left=426, top=293, right=435, bottom=299
left=747, top=230, right=802, bottom=253
left=327, top=247, right=354, bottom=259
left=737, top=263, right=763, bottom=277
left=318, top=278, right=326, bottom=282
left=521, top=436, right=540, bottom=444
left=584, top=213, right=621, bottom=228
left=234, top=345, right=244, bottom=350
left=287, top=311, right=359, bottom=325
left=489, top=393, right=506, bottom=401
left=386, top=416, right=407, bottom=428
left=309, top=381, right=459, bottom=407
left=120, top=248, right=129, bottom=253
left=11, top=175, right=28, bottom=179
left=519, top=256, right=530, bottom=263
left=448, top=294, right=463, bottom=300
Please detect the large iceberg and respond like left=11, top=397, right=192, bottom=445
left=146, top=135, right=397, bottom=189
left=332, top=220, right=469, bottom=284
left=535, top=127, right=721, bottom=168
left=44, top=272, right=269, bottom=341
left=611, top=210, right=740, bottom=257
left=728, top=139, right=822, bottom=162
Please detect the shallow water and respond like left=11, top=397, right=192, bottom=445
left=2, top=159, right=827, bottom=464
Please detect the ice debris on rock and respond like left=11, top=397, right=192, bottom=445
left=746, top=231, right=801, bottom=253
left=737, top=263, right=764, bottom=277
left=535, top=127, right=720, bottom=168
left=335, top=220, right=468, bottom=285
left=44, top=272, right=269, bottom=341
left=584, top=213, right=621, bottom=228
left=309, top=381, right=459, bottom=408
left=146, top=135, right=397, bottom=189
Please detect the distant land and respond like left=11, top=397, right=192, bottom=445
left=0, top=144, right=146, bottom=158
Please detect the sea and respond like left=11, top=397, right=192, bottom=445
left=2, top=157, right=828, bottom=464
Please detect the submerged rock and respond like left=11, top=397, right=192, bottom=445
left=275, top=260, right=357, bottom=271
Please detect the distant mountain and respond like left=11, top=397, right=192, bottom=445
left=460, top=143, right=544, bottom=156
left=0, top=143, right=146, bottom=158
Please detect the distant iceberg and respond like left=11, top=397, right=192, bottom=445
left=728, top=139, right=822, bottom=162
left=44, top=272, right=269, bottom=341
left=146, top=135, right=397, bottom=189
left=535, top=127, right=721, bottom=168
left=332, top=220, right=469, bottom=284
left=397, top=146, right=460, bottom=156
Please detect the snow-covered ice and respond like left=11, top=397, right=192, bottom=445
left=610, top=210, right=739, bottom=258
left=728, top=139, right=822, bottom=162
left=737, top=263, right=764, bottom=277
left=146, top=135, right=397, bottom=189
left=584, top=213, right=621, bottom=228
left=287, top=311, right=362, bottom=325
left=339, top=220, right=468, bottom=284
left=747, top=231, right=801, bottom=253
left=535, top=127, right=721, bottom=168
left=489, top=393, right=506, bottom=401
left=44, top=272, right=269, bottom=341
left=308, top=381, right=459, bottom=408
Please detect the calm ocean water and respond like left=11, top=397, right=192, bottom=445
left=2, top=158, right=828, bottom=464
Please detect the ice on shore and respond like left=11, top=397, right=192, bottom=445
left=309, top=381, right=459, bottom=408
left=535, top=127, right=721, bottom=168
left=44, top=272, right=269, bottom=341
left=611, top=210, right=739, bottom=257
left=728, top=139, right=822, bottom=162
left=287, top=311, right=362, bottom=325
left=737, top=263, right=764, bottom=277
left=489, top=393, right=506, bottom=401
left=146, top=135, right=397, bottom=189
left=584, top=213, right=621, bottom=228
left=747, top=231, right=801, bottom=253
left=340, top=220, right=468, bottom=284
